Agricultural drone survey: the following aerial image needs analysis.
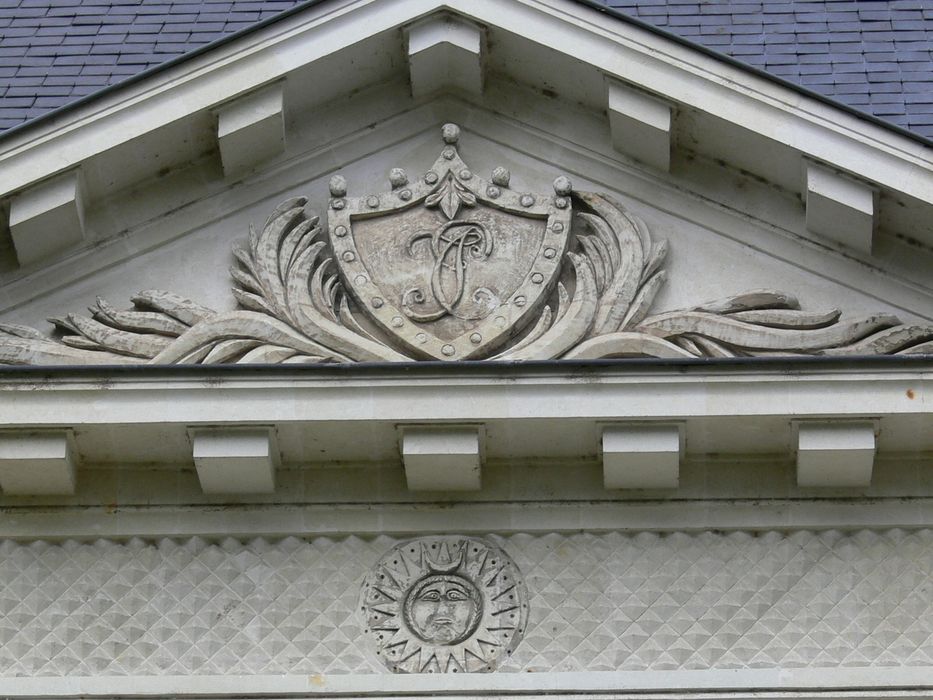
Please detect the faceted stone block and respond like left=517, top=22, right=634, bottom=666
left=797, top=420, right=875, bottom=487
left=9, top=170, right=86, bottom=265
left=216, top=83, right=285, bottom=177
left=0, top=430, right=77, bottom=495
left=806, top=162, right=876, bottom=254
left=602, top=423, right=682, bottom=489
left=401, top=425, right=483, bottom=491
left=191, top=427, right=279, bottom=494
left=607, top=78, right=672, bottom=172
left=407, top=14, right=484, bottom=99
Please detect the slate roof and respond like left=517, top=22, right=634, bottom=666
left=604, top=0, right=933, bottom=139
left=0, top=0, right=307, bottom=132
left=0, top=0, right=932, bottom=139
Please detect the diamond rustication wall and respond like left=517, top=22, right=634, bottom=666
left=1, top=529, right=932, bottom=676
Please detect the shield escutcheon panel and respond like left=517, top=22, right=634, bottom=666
left=328, top=124, right=572, bottom=360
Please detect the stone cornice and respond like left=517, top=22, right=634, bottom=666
left=1, top=0, right=932, bottom=272
left=0, top=360, right=928, bottom=482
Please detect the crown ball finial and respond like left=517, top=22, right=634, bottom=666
left=553, top=175, right=573, bottom=196
left=491, top=166, right=510, bottom=187
left=441, top=123, right=460, bottom=144
left=329, top=175, right=348, bottom=197
left=389, top=168, right=408, bottom=188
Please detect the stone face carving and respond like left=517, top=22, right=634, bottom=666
left=359, top=536, right=528, bottom=673
left=2, top=123, right=932, bottom=365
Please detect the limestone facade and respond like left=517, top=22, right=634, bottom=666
left=0, top=1, right=931, bottom=697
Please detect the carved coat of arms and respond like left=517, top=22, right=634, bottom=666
left=327, top=124, right=572, bottom=361
left=1, top=123, right=931, bottom=364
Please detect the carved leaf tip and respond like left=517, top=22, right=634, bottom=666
left=620, top=270, right=666, bottom=331
left=693, top=290, right=801, bottom=314
left=642, top=240, right=668, bottom=284
left=634, top=310, right=901, bottom=353
left=263, top=196, right=308, bottom=230
left=819, top=323, right=933, bottom=356
left=130, top=290, right=214, bottom=326
left=0, top=322, right=46, bottom=341
left=575, top=193, right=649, bottom=337
left=48, top=316, right=80, bottom=335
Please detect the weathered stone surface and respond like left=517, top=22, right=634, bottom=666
left=328, top=123, right=572, bottom=361
left=602, top=423, right=682, bottom=489
left=1, top=124, right=931, bottom=365
left=8, top=170, right=86, bottom=266
left=796, top=421, right=876, bottom=488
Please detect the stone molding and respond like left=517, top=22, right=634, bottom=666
left=0, top=362, right=927, bottom=499
left=2, top=669, right=933, bottom=698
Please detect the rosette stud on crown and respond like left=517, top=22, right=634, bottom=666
left=491, top=167, right=510, bottom=187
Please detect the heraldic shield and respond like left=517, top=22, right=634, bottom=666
left=328, top=124, right=573, bottom=361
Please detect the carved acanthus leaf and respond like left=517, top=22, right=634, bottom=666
left=425, top=173, right=476, bottom=220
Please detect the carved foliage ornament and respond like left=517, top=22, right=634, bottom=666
left=2, top=123, right=932, bottom=365
left=359, top=536, right=527, bottom=673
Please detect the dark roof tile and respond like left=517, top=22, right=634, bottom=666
left=0, top=0, right=930, bottom=140
left=606, top=0, right=933, bottom=138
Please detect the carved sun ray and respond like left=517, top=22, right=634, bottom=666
left=359, top=536, right=528, bottom=673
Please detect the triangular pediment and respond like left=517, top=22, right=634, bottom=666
left=0, top=0, right=930, bottom=364
left=1, top=5, right=933, bottom=689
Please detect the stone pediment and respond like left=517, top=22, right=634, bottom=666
left=0, top=2, right=931, bottom=691
left=1, top=121, right=932, bottom=365
left=0, top=124, right=933, bottom=365
left=0, top=0, right=931, bottom=365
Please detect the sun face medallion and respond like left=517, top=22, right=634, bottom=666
left=359, top=536, right=528, bottom=673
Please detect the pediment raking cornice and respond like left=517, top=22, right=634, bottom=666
left=1, top=0, right=932, bottom=275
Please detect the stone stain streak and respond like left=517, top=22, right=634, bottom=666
left=0, top=530, right=932, bottom=676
